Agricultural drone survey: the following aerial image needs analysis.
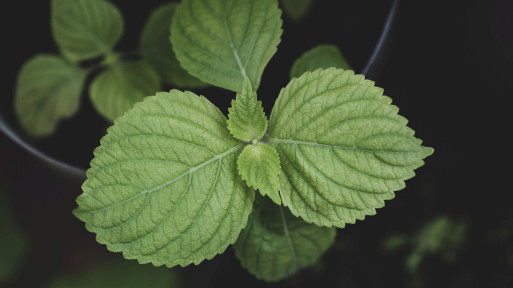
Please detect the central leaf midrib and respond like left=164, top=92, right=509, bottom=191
left=279, top=205, right=298, bottom=268
left=222, top=7, right=248, bottom=79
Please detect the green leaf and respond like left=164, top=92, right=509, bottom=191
left=171, top=0, right=283, bottom=92
left=290, top=44, right=351, bottom=79
left=74, top=90, right=255, bottom=267
left=234, top=196, right=335, bottom=282
left=15, top=55, right=86, bottom=137
left=47, top=259, right=179, bottom=288
left=269, top=68, right=433, bottom=228
left=140, top=3, right=206, bottom=88
left=280, top=0, right=313, bottom=21
left=89, top=61, right=161, bottom=121
left=238, top=142, right=281, bottom=205
left=0, top=181, right=27, bottom=283
left=52, top=0, right=124, bottom=62
left=227, top=78, right=268, bottom=141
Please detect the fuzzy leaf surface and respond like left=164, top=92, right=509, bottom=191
left=269, top=68, right=433, bottom=228
left=74, top=90, right=255, bottom=267
left=140, top=3, right=206, bottom=88
left=290, top=44, right=351, bottom=79
left=234, top=196, right=335, bottom=281
left=238, top=142, right=281, bottom=205
left=227, top=78, right=268, bottom=141
left=89, top=61, right=161, bottom=121
left=51, top=0, right=123, bottom=62
left=15, top=55, right=86, bottom=137
left=171, top=0, right=283, bottom=91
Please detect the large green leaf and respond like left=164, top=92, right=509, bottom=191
left=15, top=55, right=86, bottom=137
left=48, top=259, right=179, bottom=288
left=171, top=0, right=283, bottom=92
left=74, top=90, right=255, bottom=267
left=227, top=78, right=268, bottom=142
left=52, top=0, right=124, bottom=62
left=89, top=61, right=161, bottom=121
left=234, top=196, right=335, bottom=282
left=269, top=68, right=433, bottom=228
left=290, top=44, right=351, bottom=79
left=140, top=3, right=206, bottom=88
left=238, top=142, right=281, bottom=205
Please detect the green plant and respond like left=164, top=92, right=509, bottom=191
left=14, top=0, right=205, bottom=137
left=67, top=0, right=432, bottom=282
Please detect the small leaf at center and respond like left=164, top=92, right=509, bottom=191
left=227, top=78, right=268, bottom=142
left=237, top=142, right=281, bottom=204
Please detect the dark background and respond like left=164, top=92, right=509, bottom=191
left=1, top=0, right=511, bottom=287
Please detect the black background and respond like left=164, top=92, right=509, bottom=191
left=1, top=0, right=512, bottom=287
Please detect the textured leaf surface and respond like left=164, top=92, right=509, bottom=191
left=227, top=78, right=268, bottom=141
left=238, top=143, right=281, bottom=205
left=52, top=0, right=124, bottom=62
left=171, top=0, right=283, bottom=91
left=290, top=44, right=351, bottom=79
left=74, top=90, right=255, bottom=267
left=140, top=3, right=206, bottom=88
left=0, top=181, right=27, bottom=283
left=15, top=55, right=86, bottom=137
left=280, top=0, right=313, bottom=21
left=89, top=61, right=161, bottom=121
left=269, top=68, right=433, bottom=227
left=48, top=259, right=179, bottom=288
left=234, top=196, right=335, bottom=281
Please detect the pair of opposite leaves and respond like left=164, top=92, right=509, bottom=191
left=74, top=0, right=432, bottom=281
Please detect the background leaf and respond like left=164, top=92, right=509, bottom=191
left=290, top=44, right=351, bottom=79
left=51, top=0, right=124, bottom=62
left=269, top=68, right=433, bottom=228
left=140, top=3, right=206, bottom=88
left=237, top=142, right=281, bottom=205
left=171, top=0, right=283, bottom=92
left=89, top=61, right=161, bottom=121
left=15, top=55, right=86, bottom=137
left=74, top=90, right=254, bottom=267
left=227, top=78, right=268, bottom=142
left=234, top=196, right=335, bottom=282
left=47, top=259, right=180, bottom=288
left=0, top=180, right=27, bottom=284
left=280, top=0, right=314, bottom=21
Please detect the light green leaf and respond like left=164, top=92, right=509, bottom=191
left=227, top=78, right=268, bottom=141
left=15, top=55, right=86, bottom=137
left=0, top=181, right=27, bottom=283
left=234, top=196, right=335, bottom=282
left=290, top=44, right=351, bottom=79
left=238, top=142, right=281, bottom=205
left=51, top=0, right=124, bottom=62
left=47, top=259, right=179, bottom=288
left=269, top=68, right=433, bottom=228
left=89, top=61, right=161, bottom=121
left=280, top=0, right=313, bottom=21
left=140, top=3, right=206, bottom=88
left=171, top=0, right=283, bottom=92
left=74, top=90, right=255, bottom=267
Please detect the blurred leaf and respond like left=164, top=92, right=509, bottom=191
left=234, top=196, right=336, bottom=282
left=89, top=61, right=161, bottom=121
left=51, top=0, right=124, bottom=62
left=15, top=55, right=86, bottom=137
left=280, top=0, right=313, bottom=21
left=47, top=259, right=180, bottom=288
left=140, top=3, right=206, bottom=88
left=290, top=44, right=351, bottom=79
left=0, top=180, right=27, bottom=284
